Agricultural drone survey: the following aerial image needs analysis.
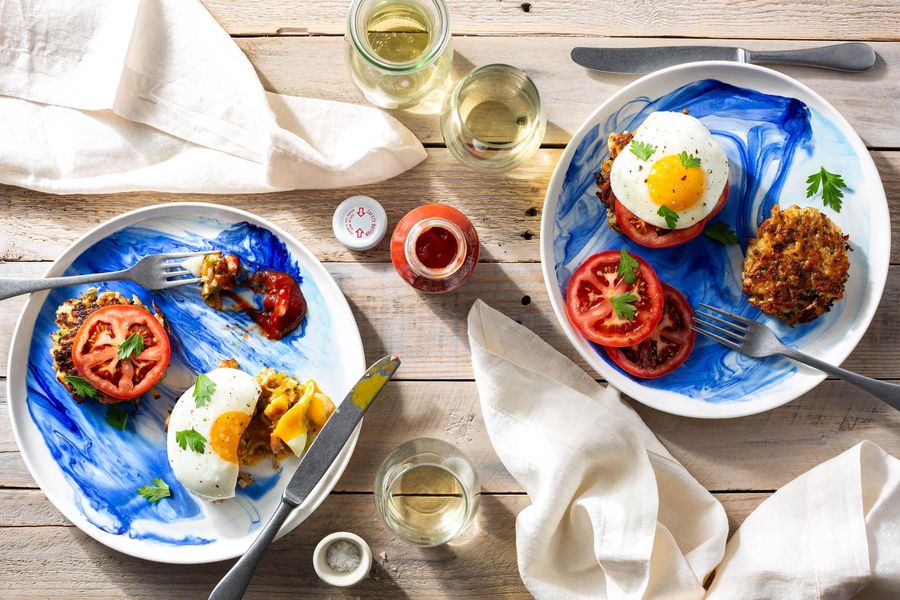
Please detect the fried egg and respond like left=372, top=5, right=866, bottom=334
left=166, top=368, right=261, bottom=500
left=610, top=111, right=729, bottom=230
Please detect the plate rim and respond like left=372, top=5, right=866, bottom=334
left=6, top=201, right=366, bottom=563
left=540, top=61, right=890, bottom=419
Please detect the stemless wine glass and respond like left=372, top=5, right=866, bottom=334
left=345, top=0, right=453, bottom=109
left=374, top=438, right=480, bottom=546
left=440, top=64, right=546, bottom=173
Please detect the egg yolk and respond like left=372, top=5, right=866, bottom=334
left=647, top=154, right=705, bottom=210
left=210, top=411, right=252, bottom=463
left=272, top=400, right=309, bottom=444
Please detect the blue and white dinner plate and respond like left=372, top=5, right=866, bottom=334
left=7, top=203, right=365, bottom=563
left=541, top=62, right=889, bottom=419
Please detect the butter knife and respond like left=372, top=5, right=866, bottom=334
left=209, top=355, right=401, bottom=600
left=571, top=42, right=876, bottom=73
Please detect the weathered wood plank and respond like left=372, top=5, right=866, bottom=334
left=0, top=151, right=897, bottom=264
left=235, top=37, right=900, bottom=147
left=3, top=379, right=899, bottom=493
left=1, top=261, right=899, bottom=380
left=203, top=0, right=900, bottom=40
left=0, top=488, right=764, bottom=598
left=0, top=148, right=551, bottom=264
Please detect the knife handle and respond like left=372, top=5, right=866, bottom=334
left=747, top=43, right=875, bottom=72
left=208, top=500, right=294, bottom=600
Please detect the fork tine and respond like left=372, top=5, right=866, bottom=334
left=696, top=309, right=749, bottom=332
left=156, top=277, right=201, bottom=289
left=691, top=325, right=742, bottom=351
left=164, top=269, right=193, bottom=278
left=694, top=317, right=745, bottom=342
left=698, top=303, right=755, bottom=326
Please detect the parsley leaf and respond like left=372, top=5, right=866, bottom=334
left=704, top=221, right=740, bottom=245
left=175, top=429, right=207, bottom=453
left=116, top=333, right=144, bottom=361
left=64, top=375, right=99, bottom=399
left=629, top=140, right=656, bottom=161
left=806, top=166, right=847, bottom=212
left=617, top=247, right=639, bottom=285
left=610, top=292, right=638, bottom=321
left=657, top=205, right=679, bottom=229
left=105, top=405, right=129, bottom=430
left=137, top=478, right=171, bottom=503
left=679, top=151, right=701, bottom=168
left=193, top=373, right=216, bottom=407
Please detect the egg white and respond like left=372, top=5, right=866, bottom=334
left=610, top=111, right=729, bottom=230
left=166, top=368, right=261, bottom=501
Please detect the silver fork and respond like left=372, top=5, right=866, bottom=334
left=0, top=251, right=207, bottom=301
left=693, top=303, right=900, bottom=411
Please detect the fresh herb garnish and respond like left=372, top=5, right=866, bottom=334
left=175, top=429, right=207, bottom=453
left=704, top=221, right=740, bottom=245
left=679, top=151, right=701, bottom=168
left=657, top=205, right=680, bottom=229
left=117, top=333, right=144, bottom=360
left=617, top=247, right=640, bottom=285
left=137, top=478, right=171, bottom=503
left=193, top=373, right=216, bottom=407
left=105, top=405, right=129, bottom=430
left=629, top=140, right=656, bottom=161
left=806, top=166, right=847, bottom=212
left=610, top=292, right=638, bottom=321
left=64, top=375, right=99, bottom=399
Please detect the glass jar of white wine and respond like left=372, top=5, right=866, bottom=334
left=345, top=0, right=453, bottom=109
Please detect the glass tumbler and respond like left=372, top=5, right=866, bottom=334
left=345, top=0, right=453, bottom=109
left=374, top=438, right=480, bottom=546
left=440, top=64, right=546, bottom=173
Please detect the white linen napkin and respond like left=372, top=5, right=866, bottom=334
left=467, top=300, right=900, bottom=599
left=0, top=0, right=426, bottom=194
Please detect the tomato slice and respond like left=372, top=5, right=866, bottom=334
left=565, top=250, right=664, bottom=347
left=615, top=181, right=730, bottom=249
left=604, top=284, right=696, bottom=379
left=71, top=304, right=171, bottom=400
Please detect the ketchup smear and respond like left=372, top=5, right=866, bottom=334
left=224, top=270, right=306, bottom=340
left=415, top=226, right=458, bottom=270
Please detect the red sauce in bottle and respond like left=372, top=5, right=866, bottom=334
left=391, top=204, right=479, bottom=293
left=415, top=226, right=459, bottom=270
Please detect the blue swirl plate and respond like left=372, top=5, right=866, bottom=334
left=541, top=62, right=889, bottom=418
left=7, top=203, right=365, bottom=563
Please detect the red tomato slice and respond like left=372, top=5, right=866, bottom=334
left=72, top=304, right=171, bottom=400
left=615, top=181, right=730, bottom=249
left=604, top=284, right=696, bottom=379
left=565, top=250, right=664, bottom=347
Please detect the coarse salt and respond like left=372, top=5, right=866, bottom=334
left=326, top=539, right=362, bottom=573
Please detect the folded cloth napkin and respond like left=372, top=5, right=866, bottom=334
left=0, top=0, right=426, bottom=194
left=468, top=300, right=900, bottom=599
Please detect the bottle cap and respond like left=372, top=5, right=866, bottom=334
left=332, top=195, right=388, bottom=251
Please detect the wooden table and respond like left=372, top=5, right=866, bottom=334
left=2, top=1, right=900, bottom=597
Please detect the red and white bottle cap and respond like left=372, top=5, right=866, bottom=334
left=332, top=195, right=388, bottom=251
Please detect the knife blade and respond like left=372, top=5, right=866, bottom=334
left=209, top=355, right=401, bottom=600
left=571, top=43, right=875, bottom=73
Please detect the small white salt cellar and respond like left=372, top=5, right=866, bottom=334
left=313, top=531, right=372, bottom=587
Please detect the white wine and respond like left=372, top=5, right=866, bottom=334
left=463, top=99, right=534, bottom=146
left=384, top=464, right=467, bottom=545
left=366, top=2, right=432, bottom=63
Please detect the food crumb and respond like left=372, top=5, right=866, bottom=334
left=237, top=473, right=255, bottom=488
left=520, top=2, right=532, bottom=12
left=327, top=539, right=362, bottom=573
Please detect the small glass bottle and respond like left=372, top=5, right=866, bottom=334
left=345, top=0, right=453, bottom=110
left=391, top=204, right=479, bottom=293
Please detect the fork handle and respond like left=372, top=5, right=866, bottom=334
left=0, top=271, right=130, bottom=301
left=779, top=348, right=900, bottom=411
